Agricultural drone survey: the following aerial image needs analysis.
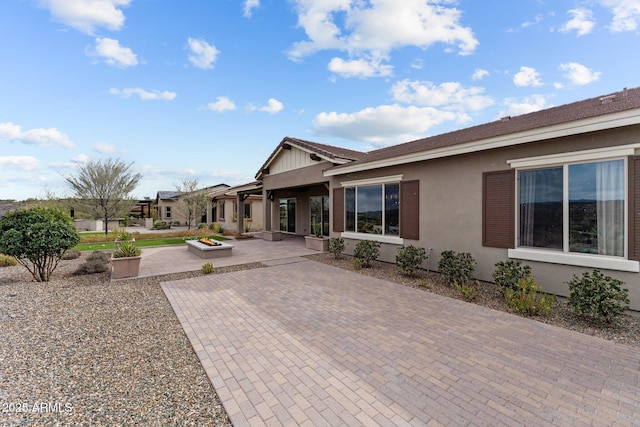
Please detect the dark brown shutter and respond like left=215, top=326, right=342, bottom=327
left=400, top=180, right=420, bottom=240
left=333, top=187, right=344, bottom=232
left=629, top=156, right=640, bottom=261
left=483, top=170, right=515, bottom=248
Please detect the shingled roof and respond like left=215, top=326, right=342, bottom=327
left=327, top=86, right=640, bottom=174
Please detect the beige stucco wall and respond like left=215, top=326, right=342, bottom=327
left=329, top=125, right=640, bottom=310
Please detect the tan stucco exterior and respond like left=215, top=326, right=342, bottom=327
left=327, top=125, right=640, bottom=310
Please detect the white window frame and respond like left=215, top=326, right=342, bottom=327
left=507, top=145, right=640, bottom=272
left=340, top=175, right=403, bottom=245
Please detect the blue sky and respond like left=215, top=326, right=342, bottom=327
left=2, top=0, right=639, bottom=201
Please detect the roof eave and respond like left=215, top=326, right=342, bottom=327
left=324, top=108, right=640, bottom=177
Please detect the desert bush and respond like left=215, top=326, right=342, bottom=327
left=328, top=237, right=345, bottom=259
left=74, top=251, right=110, bottom=275
left=396, top=245, right=427, bottom=275
left=197, top=223, right=208, bottom=230
left=453, top=281, right=478, bottom=301
left=0, top=207, right=80, bottom=282
left=210, top=222, right=223, bottom=233
left=61, top=250, right=81, bottom=260
left=172, top=221, right=181, bottom=226
left=493, top=260, right=532, bottom=292
left=505, top=275, right=555, bottom=317
left=353, top=240, right=381, bottom=268
left=438, top=250, right=475, bottom=285
left=153, top=220, right=170, bottom=230
left=567, top=270, right=630, bottom=324
left=201, top=262, right=214, bottom=274
left=0, top=254, right=18, bottom=267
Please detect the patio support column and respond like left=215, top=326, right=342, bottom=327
left=237, top=195, right=244, bottom=234
left=263, top=188, right=272, bottom=231
left=206, top=198, right=212, bottom=224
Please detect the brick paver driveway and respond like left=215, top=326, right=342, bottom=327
left=162, top=259, right=640, bottom=426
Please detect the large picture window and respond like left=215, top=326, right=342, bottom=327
left=344, top=183, right=399, bottom=236
left=518, top=159, right=625, bottom=257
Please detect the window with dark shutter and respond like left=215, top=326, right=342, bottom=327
left=332, top=187, right=344, bottom=232
left=400, top=180, right=419, bottom=240
left=629, top=156, right=640, bottom=261
left=483, top=170, right=514, bottom=248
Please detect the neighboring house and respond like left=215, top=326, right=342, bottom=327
left=203, top=183, right=263, bottom=233
left=155, top=191, right=184, bottom=223
left=154, top=184, right=263, bottom=232
left=250, top=87, right=640, bottom=310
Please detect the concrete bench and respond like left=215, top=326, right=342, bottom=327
left=186, top=239, right=234, bottom=259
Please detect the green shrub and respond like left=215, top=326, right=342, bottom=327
left=396, top=245, right=427, bottom=275
left=438, top=250, right=476, bottom=285
left=61, top=250, right=81, bottom=260
left=505, top=275, right=555, bottom=317
left=328, top=237, right=345, bottom=259
left=0, top=207, right=80, bottom=282
left=453, top=281, right=478, bottom=301
left=353, top=240, right=381, bottom=268
left=74, top=251, right=110, bottom=275
left=201, top=262, right=214, bottom=274
left=197, top=223, right=208, bottom=229
left=0, top=254, right=18, bottom=267
left=153, top=220, right=170, bottom=230
left=112, top=240, right=141, bottom=258
left=210, top=222, right=223, bottom=233
left=567, top=269, right=630, bottom=323
left=493, top=260, right=532, bottom=292
left=172, top=221, right=181, bottom=226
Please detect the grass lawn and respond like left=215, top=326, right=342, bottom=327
left=73, top=233, right=229, bottom=252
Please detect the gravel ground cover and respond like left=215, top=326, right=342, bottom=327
left=306, top=253, right=640, bottom=349
left=2, top=251, right=639, bottom=426
left=0, top=254, right=261, bottom=426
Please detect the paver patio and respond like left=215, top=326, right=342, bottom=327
left=162, top=258, right=640, bottom=426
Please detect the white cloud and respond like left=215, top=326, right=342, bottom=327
left=391, top=80, right=494, bottom=113
left=313, top=104, right=459, bottom=146
left=328, top=57, right=393, bottom=78
left=93, top=142, right=118, bottom=153
left=250, top=98, right=284, bottom=114
left=110, top=87, right=177, bottom=101
left=600, top=0, right=640, bottom=31
left=499, top=95, right=547, bottom=118
left=559, top=62, right=601, bottom=85
left=520, top=14, right=544, bottom=29
left=288, top=0, right=478, bottom=71
left=0, top=156, right=41, bottom=171
left=90, top=37, right=138, bottom=67
left=471, top=68, right=489, bottom=81
left=559, top=8, right=595, bottom=36
left=513, top=66, right=543, bottom=87
left=244, top=0, right=260, bottom=17
left=207, top=96, right=236, bottom=112
left=38, top=0, right=131, bottom=34
left=0, top=122, right=76, bottom=149
left=187, top=38, right=219, bottom=70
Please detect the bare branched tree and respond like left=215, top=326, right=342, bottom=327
left=174, top=178, right=207, bottom=230
left=65, top=158, right=142, bottom=235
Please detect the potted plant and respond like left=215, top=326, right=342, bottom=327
left=114, top=228, right=134, bottom=250
left=305, top=219, right=329, bottom=251
left=111, top=239, right=142, bottom=279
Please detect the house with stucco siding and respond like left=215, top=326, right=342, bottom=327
left=246, top=87, right=640, bottom=310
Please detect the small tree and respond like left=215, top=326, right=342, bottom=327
left=174, top=178, right=207, bottom=230
left=0, top=207, right=80, bottom=281
left=65, top=158, right=142, bottom=235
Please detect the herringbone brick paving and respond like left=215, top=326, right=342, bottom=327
left=162, top=259, right=640, bottom=426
